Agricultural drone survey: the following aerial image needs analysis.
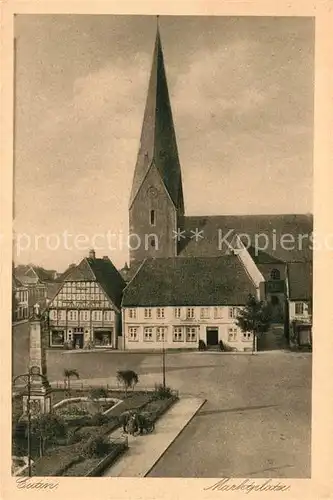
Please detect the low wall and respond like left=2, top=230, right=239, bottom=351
left=53, top=397, right=123, bottom=415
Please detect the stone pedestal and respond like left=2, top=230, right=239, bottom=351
left=19, top=310, right=53, bottom=418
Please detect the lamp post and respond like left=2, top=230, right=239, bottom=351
left=13, top=368, right=49, bottom=477
left=162, top=331, right=166, bottom=389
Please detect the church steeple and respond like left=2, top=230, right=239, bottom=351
left=129, top=20, right=184, bottom=213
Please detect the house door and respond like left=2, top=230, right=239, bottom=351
left=206, top=327, right=219, bottom=346
left=73, top=333, right=84, bottom=349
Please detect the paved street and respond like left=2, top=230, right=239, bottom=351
left=12, top=322, right=311, bottom=478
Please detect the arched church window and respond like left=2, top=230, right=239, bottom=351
left=270, top=269, right=280, bottom=280
left=150, top=210, right=156, bottom=226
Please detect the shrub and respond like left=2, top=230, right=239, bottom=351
left=89, top=387, right=108, bottom=401
left=152, top=384, right=173, bottom=400
left=198, top=339, right=207, bottom=351
left=219, top=340, right=225, bottom=351
left=80, top=435, right=110, bottom=458
left=90, top=412, right=108, bottom=426
left=66, top=429, right=82, bottom=445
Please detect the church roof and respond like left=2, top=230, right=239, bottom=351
left=287, top=262, right=312, bottom=300
left=122, top=256, right=257, bottom=307
left=129, top=25, right=183, bottom=211
left=62, top=256, right=126, bottom=310
left=178, top=214, right=313, bottom=263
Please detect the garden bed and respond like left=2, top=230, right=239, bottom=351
left=21, top=391, right=153, bottom=477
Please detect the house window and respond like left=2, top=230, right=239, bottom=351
left=49, top=310, right=56, bottom=321
left=228, top=328, right=238, bottom=342
left=186, top=308, right=195, bottom=319
left=51, top=329, right=64, bottom=346
left=92, top=311, right=102, bottom=321
left=174, top=308, right=181, bottom=319
left=150, top=210, right=156, bottom=226
left=157, top=308, right=165, bottom=319
left=186, top=326, right=198, bottom=342
left=228, top=307, right=238, bottom=319
left=270, top=269, right=281, bottom=280
left=80, top=310, right=89, bottom=321
left=214, top=306, right=223, bottom=319
left=295, top=302, right=304, bottom=315
left=144, top=327, right=154, bottom=342
left=242, top=332, right=252, bottom=342
left=103, top=310, right=112, bottom=321
left=68, top=310, right=78, bottom=321
left=144, top=308, right=152, bottom=319
left=128, top=308, right=137, bottom=319
left=128, top=327, right=139, bottom=341
left=156, top=327, right=167, bottom=342
left=58, top=310, right=65, bottom=321
left=173, top=327, right=184, bottom=342
left=200, top=307, right=210, bottom=319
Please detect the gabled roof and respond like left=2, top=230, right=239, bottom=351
left=287, top=262, right=312, bottom=301
left=122, top=256, right=257, bottom=307
left=12, top=275, right=24, bottom=289
left=61, top=257, right=126, bottom=310
left=129, top=25, right=183, bottom=212
left=178, top=214, right=313, bottom=263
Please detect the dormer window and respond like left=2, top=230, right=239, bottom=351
left=150, top=209, right=156, bottom=226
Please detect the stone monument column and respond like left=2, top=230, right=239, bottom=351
left=22, top=304, right=52, bottom=416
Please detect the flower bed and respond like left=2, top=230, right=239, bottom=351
left=25, top=391, right=153, bottom=477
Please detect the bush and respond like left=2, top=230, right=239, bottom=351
left=198, top=339, right=207, bottom=351
left=152, top=384, right=174, bottom=400
left=80, top=435, right=110, bottom=458
left=66, top=429, right=82, bottom=445
left=219, top=340, right=225, bottom=351
left=89, top=412, right=108, bottom=426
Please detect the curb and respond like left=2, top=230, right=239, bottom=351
left=143, top=397, right=207, bottom=477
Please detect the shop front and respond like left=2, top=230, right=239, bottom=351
left=93, top=328, right=114, bottom=348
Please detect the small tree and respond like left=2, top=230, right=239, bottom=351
left=30, top=413, right=66, bottom=457
left=236, top=294, right=272, bottom=354
left=116, top=370, right=139, bottom=398
left=63, top=369, right=80, bottom=394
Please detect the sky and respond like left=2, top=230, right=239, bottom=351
left=13, top=15, right=314, bottom=271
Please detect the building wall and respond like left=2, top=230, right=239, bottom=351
left=48, top=309, right=118, bottom=348
left=48, top=280, right=120, bottom=349
left=122, top=305, right=253, bottom=352
left=13, top=287, right=29, bottom=321
left=129, top=164, right=177, bottom=264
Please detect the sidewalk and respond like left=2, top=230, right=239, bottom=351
left=102, top=396, right=206, bottom=477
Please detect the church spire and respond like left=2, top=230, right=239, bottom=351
left=129, top=19, right=184, bottom=213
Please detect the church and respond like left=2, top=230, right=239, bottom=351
left=121, top=24, right=313, bottom=351
left=46, top=23, right=312, bottom=352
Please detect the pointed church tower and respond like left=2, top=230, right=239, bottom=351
left=129, top=19, right=184, bottom=265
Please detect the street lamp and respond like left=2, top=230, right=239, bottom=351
left=162, top=331, right=166, bottom=389
left=13, top=368, right=49, bottom=477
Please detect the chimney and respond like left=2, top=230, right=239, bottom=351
left=88, top=249, right=96, bottom=259
left=102, top=256, right=109, bottom=261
